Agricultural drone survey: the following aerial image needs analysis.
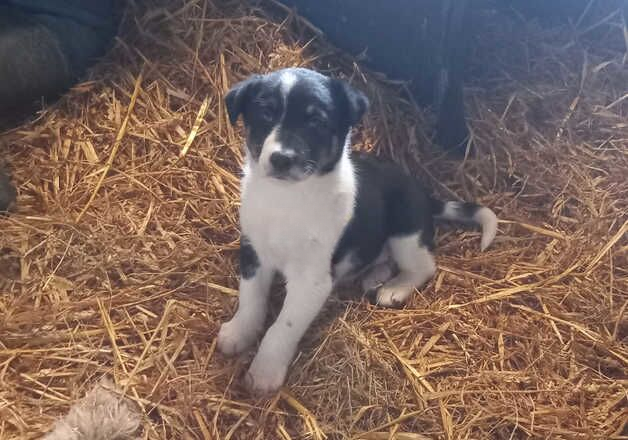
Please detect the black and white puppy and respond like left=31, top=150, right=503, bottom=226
left=217, top=68, right=497, bottom=394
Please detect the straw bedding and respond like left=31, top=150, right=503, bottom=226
left=0, top=0, right=626, bottom=438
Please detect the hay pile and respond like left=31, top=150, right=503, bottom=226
left=1, top=0, right=626, bottom=438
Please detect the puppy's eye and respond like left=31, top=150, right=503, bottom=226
left=260, top=107, right=275, bottom=122
left=307, top=114, right=327, bottom=129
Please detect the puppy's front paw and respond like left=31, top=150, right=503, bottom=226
left=244, top=357, right=288, bottom=396
left=216, top=319, right=258, bottom=356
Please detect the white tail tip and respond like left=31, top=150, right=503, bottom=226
left=473, top=207, right=498, bottom=251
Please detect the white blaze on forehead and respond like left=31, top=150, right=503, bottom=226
left=259, top=127, right=282, bottom=172
left=280, top=71, right=297, bottom=98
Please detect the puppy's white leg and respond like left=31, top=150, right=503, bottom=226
left=217, top=238, right=274, bottom=356
left=245, top=270, right=332, bottom=394
left=376, top=233, right=436, bottom=308
left=217, top=266, right=274, bottom=355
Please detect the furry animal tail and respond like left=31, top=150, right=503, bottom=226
left=430, top=199, right=498, bottom=251
left=44, top=378, right=140, bottom=440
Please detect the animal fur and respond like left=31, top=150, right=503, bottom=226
left=44, top=379, right=140, bottom=440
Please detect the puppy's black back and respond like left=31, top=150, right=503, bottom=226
left=332, top=152, right=434, bottom=275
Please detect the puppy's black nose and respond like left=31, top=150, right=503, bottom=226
left=269, top=151, right=295, bottom=172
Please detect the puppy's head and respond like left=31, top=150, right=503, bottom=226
left=225, top=68, right=368, bottom=181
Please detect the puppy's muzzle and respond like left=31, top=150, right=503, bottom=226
left=268, top=150, right=305, bottom=180
left=269, top=151, right=296, bottom=172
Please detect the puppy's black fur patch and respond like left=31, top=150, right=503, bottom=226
left=332, top=152, right=436, bottom=276
left=239, top=235, right=260, bottom=279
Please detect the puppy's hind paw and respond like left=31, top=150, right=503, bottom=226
left=374, top=285, right=412, bottom=308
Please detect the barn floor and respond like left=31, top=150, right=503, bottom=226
left=1, top=0, right=626, bottom=439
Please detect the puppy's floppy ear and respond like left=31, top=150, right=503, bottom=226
left=224, top=75, right=261, bottom=125
left=330, top=78, right=369, bottom=127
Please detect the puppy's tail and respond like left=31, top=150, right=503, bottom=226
left=430, top=199, right=498, bottom=251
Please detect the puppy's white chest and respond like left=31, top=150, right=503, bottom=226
left=240, top=165, right=355, bottom=269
